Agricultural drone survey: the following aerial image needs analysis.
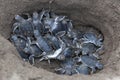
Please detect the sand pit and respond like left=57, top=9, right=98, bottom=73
left=0, top=0, right=120, bottom=80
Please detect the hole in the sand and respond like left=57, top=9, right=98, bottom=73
left=1, top=1, right=120, bottom=80
left=8, top=8, right=105, bottom=76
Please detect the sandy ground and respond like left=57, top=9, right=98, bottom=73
left=0, top=0, right=120, bottom=80
left=0, top=35, right=120, bottom=80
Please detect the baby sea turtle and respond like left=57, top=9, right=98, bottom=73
left=55, top=58, right=76, bottom=75
left=62, top=47, right=74, bottom=58
left=81, top=43, right=100, bottom=55
left=28, top=43, right=43, bottom=65
left=21, top=36, right=44, bottom=65
left=57, top=47, right=74, bottom=60
left=75, top=55, right=103, bottom=73
left=39, top=38, right=66, bottom=61
left=82, top=32, right=103, bottom=47
left=43, top=16, right=69, bottom=37
left=10, top=35, right=30, bottom=60
left=67, top=29, right=83, bottom=40
left=34, top=30, right=53, bottom=52
left=14, top=15, right=34, bottom=37
left=32, top=12, right=44, bottom=34
left=61, top=35, right=76, bottom=48
left=75, top=64, right=91, bottom=75
left=45, top=34, right=60, bottom=50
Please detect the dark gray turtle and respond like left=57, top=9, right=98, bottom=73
left=28, top=43, right=43, bottom=65
left=62, top=47, right=74, bottom=58
left=55, top=58, right=76, bottom=75
left=81, top=43, right=99, bottom=55
left=66, top=30, right=84, bottom=48
left=43, top=16, right=69, bottom=37
left=30, top=44, right=43, bottom=57
left=10, top=35, right=30, bottom=60
left=42, top=38, right=66, bottom=59
left=39, top=38, right=66, bottom=63
left=61, top=35, right=75, bottom=47
left=67, top=29, right=83, bottom=40
left=75, top=64, right=91, bottom=75
left=14, top=15, right=34, bottom=37
left=32, top=12, right=44, bottom=34
left=21, top=36, right=44, bottom=65
left=51, top=16, right=69, bottom=37
left=57, top=47, right=74, bottom=60
left=45, top=34, right=60, bottom=50
left=81, top=42, right=104, bottom=59
left=75, top=55, right=103, bottom=73
left=34, top=30, right=52, bottom=52
left=82, top=32, right=103, bottom=47
left=10, top=35, right=26, bottom=49
left=34, top=10, right=50, bottom=34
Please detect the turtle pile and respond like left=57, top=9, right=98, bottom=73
left=10, top=9, right=104, bottom=75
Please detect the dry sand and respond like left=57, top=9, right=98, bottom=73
left=0, top=0, right=120, bottom=80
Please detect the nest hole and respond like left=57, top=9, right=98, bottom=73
left=0, top=0, right=119, bottom=74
